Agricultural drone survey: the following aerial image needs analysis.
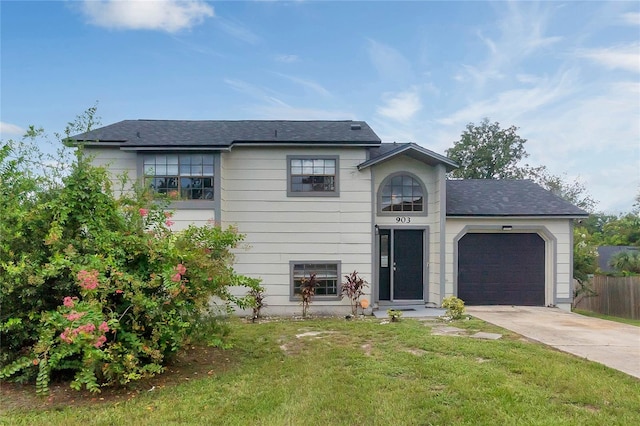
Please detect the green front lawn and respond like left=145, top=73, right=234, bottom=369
left=2, top=317, right=639, bottom=425
left=573, top=309, right=640, bottom=327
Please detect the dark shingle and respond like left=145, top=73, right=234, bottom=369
left=446, top=179, right=589, bottom=217
left=71, top=120, right=381, bottom=147
left=359, top=142, right=458, bottom=171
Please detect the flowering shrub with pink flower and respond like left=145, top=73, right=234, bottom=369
left=0, top=114, right=260, bottom=395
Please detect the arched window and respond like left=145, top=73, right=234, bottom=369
left=379, top=173, right=426, bottom=213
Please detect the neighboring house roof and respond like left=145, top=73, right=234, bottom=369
left=446, top=179, right=589, bottom=217
left=597, top=246, right=639, bottom=272
left=358, top=143, right=458, bottom=171
left=71, top=120, right=381, bottom=149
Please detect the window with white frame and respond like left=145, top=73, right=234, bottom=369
left=143, top=154, right=214, bottom=200
left=291, top=262, right=340, bottom=298
left=379, top=173, right=426, bottom=213
left=287, top=156, right=339, bottom=196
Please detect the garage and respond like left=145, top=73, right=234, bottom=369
left=458, top=233, right=545, bottom=306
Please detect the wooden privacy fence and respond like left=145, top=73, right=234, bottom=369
left=574, top=275, right=640, bottom=320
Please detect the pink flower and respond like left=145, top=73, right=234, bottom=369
left=98, top=321, right=109, bottom=333
left=171, top=273, right=181, bottom=282
left=77, top=269, right=99, bottom=290
left=60, top=328, right=73, bottom=344
left=139, top=208, right=149, bottom=217
left=65, top=312, right=86, bottom=321
left=77, top=323, right=96, bottom=334
left=165, top=220, right=175, bottom=227
left=175, top=264, right=187, bottom=275
left=63, top=296, right=76, bottom=308
left=115, top=289, right=123, bottom=294
left=164, top=211, right=173, bottom=218
left=94, top=335, right=107, bottom=348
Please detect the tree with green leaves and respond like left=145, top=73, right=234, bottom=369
left=446, top=118, right=529, bottom=179
left=527, top=169, right=598, bottom=213
left=0, top=108, right=259, bottom=394
left=447, top=118, right=597, bottom=213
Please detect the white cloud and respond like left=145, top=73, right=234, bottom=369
left=272, top=73, right=331, bottom=97
left=578, top=43, right=640, bottom=74
left=516, top=74, right=541, bottom=84
left=622, top=12, right=640, bottom=26
left=0, top=121, right=24, bottom=137
left=215, top=16, right=261, bottom=44
left=80, top=0, right=213, bottom=33
left=458, top=2, right=561, bottom=88
left=366, top=38, right=414, bottom=83
left=376, top=89, right=422, bottom=122
left=438, top=69, right=577, bottom=126
left=275, top=54, right=299, bottom=63
left=224, top=78, right=290, bottom=108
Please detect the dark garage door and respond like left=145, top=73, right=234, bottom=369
left=458, top=233, right=545, bottom=306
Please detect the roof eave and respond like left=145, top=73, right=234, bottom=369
left=68, top=140, right=125, bottom=147
left=446, top=214, right=590, bottom=219
left=358, top=143, right=458, bottom=171
left=119, top=145, right=231, bottom=152
left=230, top=140, right=380, bottom=147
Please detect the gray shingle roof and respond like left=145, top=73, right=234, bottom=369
left=71, top=120, right=381, bottom=147
left=359, top=142, right=457, bottom=171
left=446, top=179, right=589, bottom=217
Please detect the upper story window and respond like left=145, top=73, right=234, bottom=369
left=143, top=154, right=214, bottom=200
left=287, top=155, right=339, bottom=197
left=379, top=173, right=426, bottom=214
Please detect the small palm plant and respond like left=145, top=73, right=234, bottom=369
left=340, top=270, right=369, bottom=315
left=609, top=250, right=640, bottom=274
left=299, top=274, right=318, bottom=318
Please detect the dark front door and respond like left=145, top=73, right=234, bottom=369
left=379, top=229, right=424, bottom=301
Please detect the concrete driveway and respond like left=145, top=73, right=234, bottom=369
left=466, top=306, right=640, bottom=379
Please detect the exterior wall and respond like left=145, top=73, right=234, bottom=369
left=87, top=147, right=217, bottom=230
left=220, top=146, right=373, bottom=315
left=371, top=156, right=443, bottom=305
left=170, top=209, right=214, bottom=230
left=444, top=218, right=573, bottom=311
left=86, top=147, right=137, bottom=198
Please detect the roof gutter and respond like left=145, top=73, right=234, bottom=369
left=446, top=214, right=590, bottom=219
left=119, top=146, right=232, bottom=152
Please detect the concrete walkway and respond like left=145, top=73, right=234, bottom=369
left=372, top=305, right=446, bottom=319
left=466, top=306, right=640, bottom=379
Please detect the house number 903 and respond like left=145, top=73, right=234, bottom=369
left=395, top=217, right=411, bottom=223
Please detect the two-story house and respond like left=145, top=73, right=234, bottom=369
left=72, top=120, right=588, bottom=314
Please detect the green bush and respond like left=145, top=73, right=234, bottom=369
left=0, top=123, right=258, bottom=394
left=386, top=309, right=403, bottom=322
left=609, top=250, right=640, bottom=275
left=441, top=296, right=465, bottom=319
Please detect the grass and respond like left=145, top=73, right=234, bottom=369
left=573, top=309, right=640, bottom=327
left=2, top=316, right=639, bottom=425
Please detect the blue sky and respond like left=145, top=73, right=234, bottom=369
left=1, top=0, right=639, bottom=213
